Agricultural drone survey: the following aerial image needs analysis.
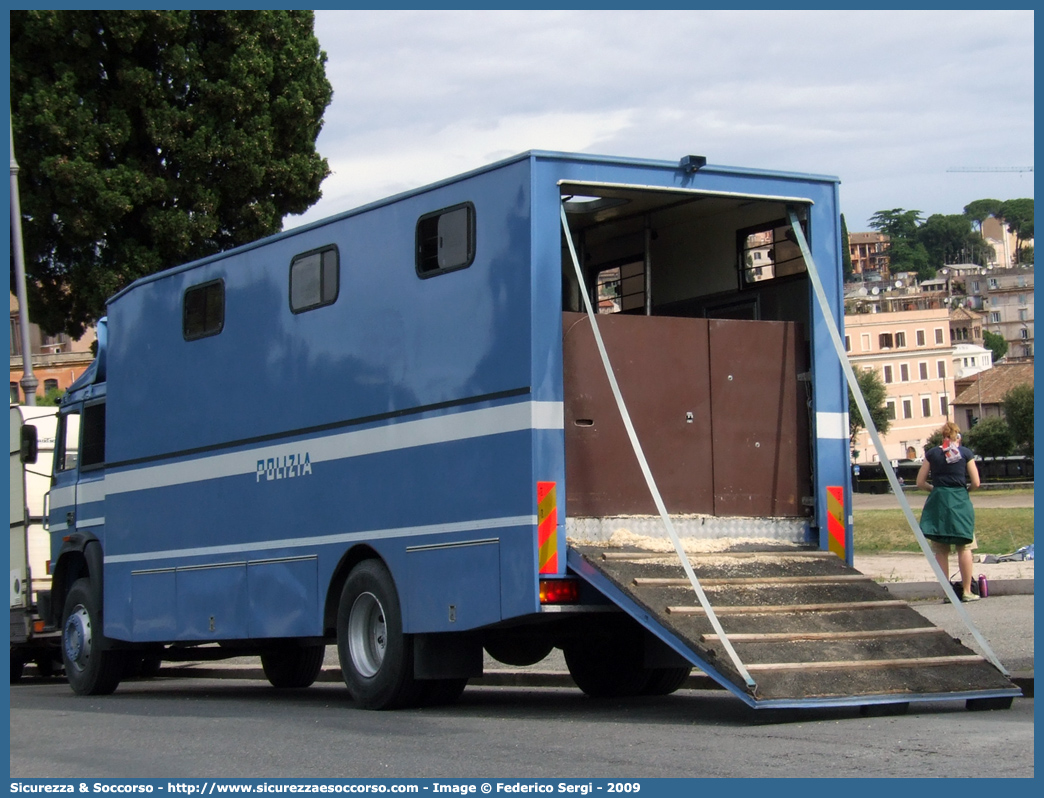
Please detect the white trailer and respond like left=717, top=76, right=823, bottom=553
left=10, top=404, right=62, bottom=680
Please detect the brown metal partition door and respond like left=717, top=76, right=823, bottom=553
left=563, top=312, right=809, bottom=519
left=707, top=319, right=810, bottom=517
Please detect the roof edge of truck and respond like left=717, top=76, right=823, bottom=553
left=106, top=149, right=840, bottom=306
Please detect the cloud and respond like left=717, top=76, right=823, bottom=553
left=288, top=9, right=1033, bottom=231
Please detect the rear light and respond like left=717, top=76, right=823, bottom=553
left=32, top=619, right=45, bottom=633
left=539, top=578, right=580, bottom=604
left=45, top=560, right=51, bottom=575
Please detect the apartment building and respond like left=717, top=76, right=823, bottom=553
left=845, top=308, right=954, bottom=463
left=9, top=293, right=96, bottom=403
left=980, top=265, right=1034, bottom=358
left=948, top=305, right=986, bottom=346
left=952, top=361, right=1034, bottom=431
left=981, top=216, right=1030, bottom=269
left=848, top=231, right=890, bottom=279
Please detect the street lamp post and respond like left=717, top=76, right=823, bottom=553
left=10, top=117, right=37, bottom=405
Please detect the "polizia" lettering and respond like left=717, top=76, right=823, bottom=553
left=256, top=452, right=313, bottom=482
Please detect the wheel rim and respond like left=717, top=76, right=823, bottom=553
left=347, top=591, right=386, bottom=678
left=64, top=605, right=92, bottom=673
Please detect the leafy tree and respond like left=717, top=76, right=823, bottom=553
left=36, top=387, right=66, bottom=407
left=963, top=199, right=1002, bottom=233
left=840, top=213, right=853, bottom=281
left=1001, top=384, right=1033, bottom=455
left=849, top=367, right=891, bottom=442
left=868, top=208, right=934, bottom=280
left=963, top=417, right=1014, bottom=459
left=917, top=213, right=976, bottom=267
left=868, top=208, right=923, bottom=241
left=997, top=198, right=1034, bottom=263
left=887, top=239, right=934, bottom=282
left=924, top=429, right=944, bottom=453
left=983, top=330, right=1008, bottom=363
left=11, top=10, right=333, bottom=337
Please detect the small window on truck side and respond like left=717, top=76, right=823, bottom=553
left=416, top=202, right=475, bottom=277
left=290, top=246, right=339, bottom=313
left=80, top=402, right=106, bottom=469
left=55, top=410, right=81, bottom=473
left=183, top=280, right=225, bottom=340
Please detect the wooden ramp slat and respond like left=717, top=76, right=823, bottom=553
left=746, top=654, right=985, bottom=672
left=634, top=574, right=872, bottom=587
left=667, top=600, right=908, bottom=615
left=601, top=550, right=837, bottom=561
left=701, top=627, right=947, bottom=643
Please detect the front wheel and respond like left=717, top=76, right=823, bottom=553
left=336, top=560, right=422, bottom=709
left=61, top=578, right=125, bottom=695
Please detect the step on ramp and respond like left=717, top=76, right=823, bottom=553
left=567, top=543, right=1021, bottom=709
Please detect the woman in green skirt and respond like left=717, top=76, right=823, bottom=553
left=916, top=421, right=981, bottom=601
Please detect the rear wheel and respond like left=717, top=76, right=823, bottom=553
left=261, top=644, right=325, bottom=688
left=61, top=578, right=125, bottom=695
left=484, top=636, right=554, bottom=667
left=337, top=560, right=422, bottom=709
left=564, top=627, right=651, bottom=698
left=640, top=666, right=691, bottom=696
left=10, top=652, right=25, bottom=684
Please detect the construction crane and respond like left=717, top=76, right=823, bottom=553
left=947, top=166, right=1033, bottom=173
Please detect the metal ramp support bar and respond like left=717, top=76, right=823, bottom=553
left=785, top=206, right=1008, bottom=676
left=560, top=201, right=757, bottom=692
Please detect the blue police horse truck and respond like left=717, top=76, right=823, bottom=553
left=49, top=151, right=1012, bottom=712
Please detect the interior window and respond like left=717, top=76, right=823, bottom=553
left=595, top=260, right=645, bottom=314
left=738, top=219, right=808, bottom=286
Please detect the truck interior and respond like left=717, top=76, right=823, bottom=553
left=558, top=183, right=814, bottom=523
left=552, top=183, right=1019, bottom=711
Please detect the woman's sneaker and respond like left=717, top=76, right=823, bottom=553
left=961, top=592, right=980, bottom=603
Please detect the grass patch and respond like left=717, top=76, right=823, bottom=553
left=854, top=508, right=1034, bottom=554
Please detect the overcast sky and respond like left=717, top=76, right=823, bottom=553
left=288, top=9, right=1034, bottom=232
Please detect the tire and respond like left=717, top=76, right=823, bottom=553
left=419, top=678, right=468, bottom=707
left=140, top=652, right=163, bottom=679
left=564, top=631, right=651, bottom=698
left=11, top=652, right=25, bottom=684
left=640, top=666, right=691, bottom=696
left=35, top=654, right=62, bottom=679
left=484, top=636, right=554, bottom=667
left=261, top=644, right=325, bottom=689
left=123, top=651, right=163, bottom=680
left=336, top=560, right=422, bottom=709
left=61, top=578, right=125, bottom=696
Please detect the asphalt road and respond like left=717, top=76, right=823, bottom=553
left=9, top=671, right=1033, bottom=779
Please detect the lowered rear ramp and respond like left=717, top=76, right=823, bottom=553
left=567, top=542, right=1021, bottom=710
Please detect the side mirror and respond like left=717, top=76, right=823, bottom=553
left=20, top=423, right=38, bottom=465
